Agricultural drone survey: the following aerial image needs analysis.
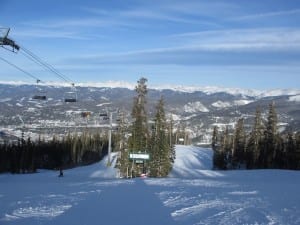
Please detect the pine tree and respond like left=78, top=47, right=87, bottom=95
left=286, top=132, right=296, bottom=169
left=129, top=77, right=149, bottom=151
left=116, top=111, right=131, bottom=178
left=168, top=116, right=176, bottom=163
left=149, top=97, right=171, bottom=177
left=264, top=102, right=278, bottom=168
left=295, top=132, right=300, bottom=169
left=223, top=126, right=233, bottom=169
left=246, top=107, right=264, bottom=169
left=128, top=77, right=149, bottom=177
left=273, top=134, right=285, bottom=168
left=232, top=118, right=246, bottom=168
left=212, top=126, right=225, bottom=169
left=212, top=126, right=218, bottom=152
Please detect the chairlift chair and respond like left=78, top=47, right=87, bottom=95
left=32, top=80, right=47, bottom=100
left=64, top=92, right=77, bottom=102
left=32, top=94, right=47, bottom=100
left=64, top=84, right=77, bottom=103
left=99, top=112, right=109, bottom=120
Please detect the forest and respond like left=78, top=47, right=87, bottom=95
left=0, top=131, right=108, bottom=174
left=212, top=103, right=300, bottom=170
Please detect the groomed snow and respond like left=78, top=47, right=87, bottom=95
left=0, top=145, right=300, bottom=225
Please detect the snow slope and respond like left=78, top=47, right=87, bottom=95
left=1, top=146, right=300, bottom=225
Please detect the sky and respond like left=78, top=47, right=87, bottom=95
left=0, top=0, right=300, bottom=90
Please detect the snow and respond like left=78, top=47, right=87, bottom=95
left=289, top=95, right=300, bottom=102
left=212, top=101, right=232, bottom=108
left=2, top=80, right=299, bottom=98
left=233, top=99, right=253, bottom=106
left=212, top=100, right=253, bottom=108
left=0, top=98, right=12, bottom=102
left=183, top=101, right=209, bottom=113
left=1, top=145, right=300, bottom=225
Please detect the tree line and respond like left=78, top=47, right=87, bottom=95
left=212, top=103, right=300, bottom=170
left=0, top=131, right=108, bottom=173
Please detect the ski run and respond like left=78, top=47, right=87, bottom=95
left=0, top=145, right=299, bottom=225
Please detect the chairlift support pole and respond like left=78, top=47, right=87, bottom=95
left=107, top=112, right=112, bottom=166
left=17, top=115, right=25, bottom=141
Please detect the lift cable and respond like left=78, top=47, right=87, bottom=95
left=0, top=56, right=43, bottom=83
left=19, top=46, right=74, bottom=85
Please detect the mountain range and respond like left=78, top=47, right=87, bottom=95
left=0, top=81, right=299, bottom=144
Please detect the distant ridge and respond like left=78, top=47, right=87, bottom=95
left=0, top=80, right=299, bottom=98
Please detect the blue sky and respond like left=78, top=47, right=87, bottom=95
left=0, top=0, right=300, bottom=89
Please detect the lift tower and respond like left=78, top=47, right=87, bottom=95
left=0, top=28, right=20, bottom=52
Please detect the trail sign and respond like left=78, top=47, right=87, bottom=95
left=129, top=153, right=150, bottom=160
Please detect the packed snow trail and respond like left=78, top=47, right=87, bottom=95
left=169, top=145, right=216, bottom=178
left=42, top=179, right=175, bottom=225
left=1, top=145, right=300, bottom=225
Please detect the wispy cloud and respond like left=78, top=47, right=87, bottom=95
left=82, top=1, right=223, bottom=27
left=170, top=28, right=300, bottom=50
left=232, top=8, right=300, bottom=21
left=13, top=28, right=90, bottom=40
left=62, top=42, right=300, bottom=68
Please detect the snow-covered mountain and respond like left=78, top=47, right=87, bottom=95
left=0, top=82, right=299, bottom=144
left=1, top=80, right=300, bottom=97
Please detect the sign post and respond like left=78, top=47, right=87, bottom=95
left=129, top=153, right=150, bottom=177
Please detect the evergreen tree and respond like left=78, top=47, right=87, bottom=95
left=232, top=118, right=246, bottom=168
left=264, top=102, right=278, bottom=168
left=149, top=97, right=171, bottom=177
left=212, top=126, right=218, bottom=152
left=286, top=132, right=296, bottom=169
left=128, top=77, right=149, bottom=177
left=129, top=77, right=149, bottom=151
left=168, top=116, right=176, bottom=163
left=222, top=126, right=233, bottom=169
left=116, top=111, right=131, bottom=178
left=212, top=126, right=225, bottom=169
left=273, top=134, right=285, bottom=168
left=296, top=132, right=300, bottom=169
left=246, top=107, right=264, bottom=169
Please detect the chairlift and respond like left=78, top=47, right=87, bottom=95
left=99, top=112, right=109, bottom=120
left=32, top=79, right=47, bottom=100
left=64, top=83, right=77, bottom=103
